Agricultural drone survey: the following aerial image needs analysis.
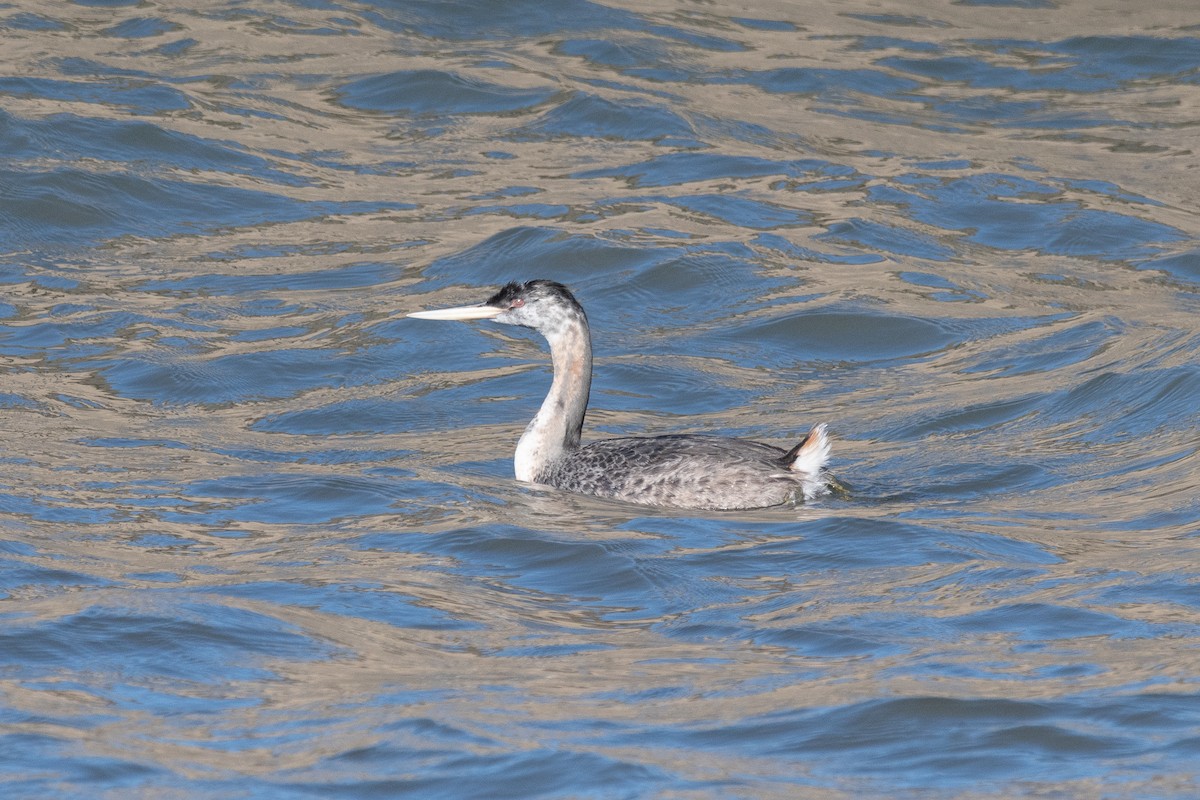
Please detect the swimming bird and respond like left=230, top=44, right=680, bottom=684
left=409, top=280, right=830, bottom=510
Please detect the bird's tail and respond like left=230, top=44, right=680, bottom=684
left=784, top=423, right=831, bottom=500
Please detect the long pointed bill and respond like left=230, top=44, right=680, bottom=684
left=408, top=304, right=503, bottom=321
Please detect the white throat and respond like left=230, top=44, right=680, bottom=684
left=513, top=322, right=591, bottom=482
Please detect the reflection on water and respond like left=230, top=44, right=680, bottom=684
left=2, top=0, right=1199, bottom=796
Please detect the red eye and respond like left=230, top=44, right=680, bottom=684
left=511, top=298, right=525, bottom=308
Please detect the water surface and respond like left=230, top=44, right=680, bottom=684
left=1, top=1, right=1199, bottom=797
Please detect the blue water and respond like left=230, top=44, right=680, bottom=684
left=2, top=1, right=1199, bottom=797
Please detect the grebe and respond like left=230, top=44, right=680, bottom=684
left=409, top=280, right=831, bottom=510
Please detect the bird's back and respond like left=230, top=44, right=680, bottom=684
left=539, top=433, right=824, bottom=510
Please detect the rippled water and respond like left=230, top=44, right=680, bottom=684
left=2, top=0, right=1199, bottom=797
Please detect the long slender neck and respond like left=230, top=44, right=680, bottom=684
left=513, top=316, right=592, bottom=482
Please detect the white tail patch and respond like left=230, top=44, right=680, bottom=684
left=788, top=423, right=831, bottom=500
